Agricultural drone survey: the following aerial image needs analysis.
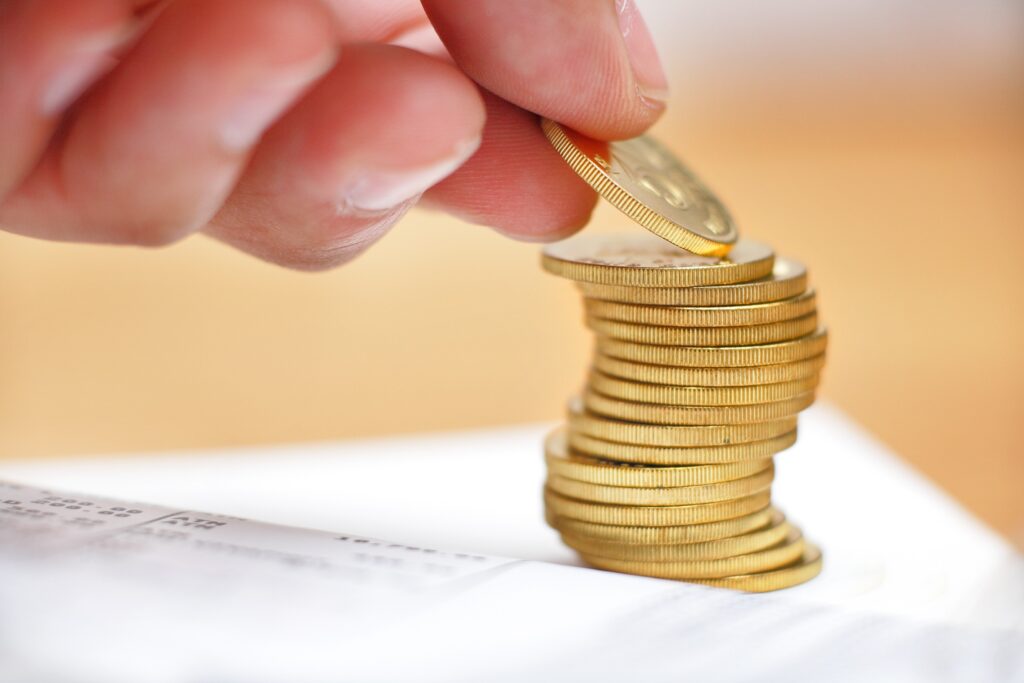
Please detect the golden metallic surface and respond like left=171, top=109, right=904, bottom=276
left=546, top=429, right=773, bottom=485
left=576, top=258, right=807, bottom=306
left=568, top=428, right=797, bottom=465
left=583, top=390, right=816, bottom=425
left=579, top=529, right=805, bottom=579
left=596, top=328, right=829, bottom=367
left=559, top=512, right=791, bottom=562
left=543, top=488, right=772, bottom=526
left=588, top=371, right=820, bottom=406
left=546, top=466, right=774, bottom=505
left=568, top=399, right=798, bottom=447
left=541, top=233, right=773, bottom=288
left=545, top=506, right=778, bottom=545
left=585, top=313, right=818, bottom=347
left=541, top=120, right=737, bottom=256
left=593, top=353, right=826, bottom=387
left=691, top=544, right=823, bottom=592
left=537, top=208, right=827, bottom=590
left=584, top=291, right=817, bottom=328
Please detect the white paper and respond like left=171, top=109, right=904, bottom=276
left=1, top=479, right=1021, bottom=683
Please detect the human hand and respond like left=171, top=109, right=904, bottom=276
left=0, top=0, right=667, bottom=269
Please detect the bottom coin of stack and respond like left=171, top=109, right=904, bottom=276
left=541, top=234, right=828, bottom=592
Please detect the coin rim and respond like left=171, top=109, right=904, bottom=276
left=584, top=291, right=817, bottom=328
left=577, top=529, right=805, bottom=579
left=596, top=328, right=829, bottom=367
left=576, top=258, right=807, bottom=306
left=568, top=401, right=799, bottom=447
left=546, top=466, right=775, bottom=506
left=586, top=313, right=819, bottom=347
left=547, top=429, right=775, bottom=484
left=567, top=428, right=798, bottom=465
left=541, top=119, right=736, bottom=256
left=690, top=544, right=823, bottom=592
left=592, top=353, right=827, bottom=387
left=541, top=235, right=774, bottom=287
left=587, top=370, right=820, bottom=406
left=543, top=488, right=773, bottom=526
left=558, top=512, right=791, bottom=561
left=546, top=506, right=778, bottom=545
left=583, top=390, right=817, bottom=425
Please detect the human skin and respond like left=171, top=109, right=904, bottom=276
left=0, top=0, right=667, bottom=269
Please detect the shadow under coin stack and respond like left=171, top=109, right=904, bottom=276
left=541, top=233, right=827, bottom=591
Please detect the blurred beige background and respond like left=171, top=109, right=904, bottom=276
left=1, top=2, right=1022, bottom=545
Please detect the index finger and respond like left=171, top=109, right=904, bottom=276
left=421, top=0, right=667, bottom=141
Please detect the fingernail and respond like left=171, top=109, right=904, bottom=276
left=40, top=24, right=137, bottom=115
left=338, top=135, right=481, bottom=212
left=615, top=0, right=669, bottom=108
left=219, top=50, right=337, bottom=152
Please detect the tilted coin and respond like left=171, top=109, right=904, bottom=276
left=546, top=428, right=773, bottom=485
left=546, top=466, right=774, bottom=506
left=691, top=543, right=823, bottom=592
left=592, top=353, right=826, bottom=387
left=541, top=119, right=737, bottom=256
left=559, top=511, right=791, bottom=562
left=568, top=398, right=797, bottom=447
left=588, top=371, right=820, bottom=406
left=578, top=528, right=805, bottom=579
left=541, top=232, right=773, bottom=288
left=568, top=428, right=797, bottom=465
left=596, top=328, right=829, bottom=367
left=576, top=258, right=808, bottom=306
left=543, top=488, right=772, bottom=526
left=584, top=291, right=817, bottom=328
left=545, top=506, right=777, bottom=545
left=585, top=313, right=818, bottom=347
left=584, top=390, right=816, bottom=426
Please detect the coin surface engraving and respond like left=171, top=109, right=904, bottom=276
left=542, top=119, right=737, bottom=256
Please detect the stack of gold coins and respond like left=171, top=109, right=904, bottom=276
left=538, top=121, right=827, bottom=592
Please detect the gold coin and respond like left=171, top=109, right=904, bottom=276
left=584, top=390, right=816, bottom=426
left=546, top=465, right=774, bottom=505
left=546, top=506, right=777, bottom=545
left=585, top=291, right=816, bottom=328
left=544, top=488, right=772, bottom=527
left=559, top=511, right=791, bottom=561
left=546, top=429, right=773, bottom=485
left=588, top=371, right=820, bottom=406
left=586, top=313, right=818, bottom=347
left=541, top=233, right=773, bottom=288
left=577, top=258, right=807, bottom=306
left=568, top=428, right=797, bottom=465
left=593, top=353, right=826, bottom=387
left=597, top=328, right=829, bottom=367
left=541, top=120, right=736, bottom=257
left=569, top=399, right=797, bottom=447
left=692, top=544, right=823, bottom=592
left=579, top=529, right=805, bottom=579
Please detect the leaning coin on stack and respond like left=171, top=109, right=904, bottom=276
left=538, top=120, right=827, bottom=592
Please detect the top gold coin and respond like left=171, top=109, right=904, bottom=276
left=577, top=257, right=808, bottom=307
left=542, top=232, right=774, bottom=288
left=541, top=119, right=737, bottom=257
